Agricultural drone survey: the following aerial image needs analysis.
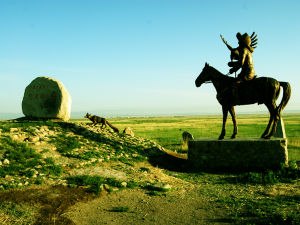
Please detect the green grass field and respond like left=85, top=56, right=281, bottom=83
left=99, top=113, right=300, bottom=162
left=0, top=113, right=299, bottom=224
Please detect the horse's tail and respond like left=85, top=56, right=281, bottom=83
left=276, top=82, right=291, bottom=115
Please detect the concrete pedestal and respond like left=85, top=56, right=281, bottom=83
left=188, top=138, right=288, bottom=171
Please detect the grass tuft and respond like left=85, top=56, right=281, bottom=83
left=235, top=163, right=300, bottom=185
left=50, top=133, right=82, bottom=154
left=66, top=175, right=139, bottom=194
left=110, top=206, right=130, bottom=212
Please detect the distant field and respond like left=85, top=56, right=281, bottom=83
left=74, top=113, right=300, bottom=162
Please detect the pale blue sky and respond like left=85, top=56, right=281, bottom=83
left=0, top=0, right=299, bottom=117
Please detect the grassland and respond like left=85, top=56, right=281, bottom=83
left=107, top=113, right=300, bottom=161
left=0, top=113, right=299, bottom=224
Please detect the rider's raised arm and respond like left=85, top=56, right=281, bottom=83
left=228, top=48, right=246, bottom=74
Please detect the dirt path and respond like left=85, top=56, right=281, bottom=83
left=63, top=160, right=231, bottom=224
left=64, top=187, right=230, bottom=225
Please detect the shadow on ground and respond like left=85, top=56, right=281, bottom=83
left=0, top=186, right=98, bottom=224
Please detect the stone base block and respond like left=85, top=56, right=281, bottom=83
left=188, top=138, right=288, bottom=171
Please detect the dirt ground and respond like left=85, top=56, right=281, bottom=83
left=64, top=186, right=230, bottom=225
left=0, top=160, right=233, bottom=225
left=1, top=157, right=299, bottom=225
left=63, top=160, right=231, bottom=225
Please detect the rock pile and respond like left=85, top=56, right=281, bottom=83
left=0, top=121, right=167, bottom=189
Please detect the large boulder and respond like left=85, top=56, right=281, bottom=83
left=22, top=77, right=71, bottom=121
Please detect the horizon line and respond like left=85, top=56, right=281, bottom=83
left=0, top=110, right=299, bottom=120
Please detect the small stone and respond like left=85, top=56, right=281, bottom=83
left=103, top=184, right=109, bottom=190
left=112, top=187, right=119, bottom=192
left=24, top=181, right=29, bottom=186
left=99, top=184, right=105, bottom=191
left=18, top=183, right=23, bottom=187
left=10, top=128, right=18, bottom=132
left=121, top=182, right=127, bottom=187
left=152, top=183, right=171, bottom=192
left=0, top=161, right=2, bottom=166
left=3, top=159, right=10, bottom=165
left=90, top=158, right=97, bottom=163
left=29, top=136, right=40, bottom=142
left=12, top=134, right=19, bottom=140
left=123, top=127, right=134, bottom=137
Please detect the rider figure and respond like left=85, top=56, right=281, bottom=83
left=228, top=32, right=256, bottom=83
left=218, top=32, right=257, bottom=105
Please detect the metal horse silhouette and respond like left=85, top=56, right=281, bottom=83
left=195, top=63, right=291, bottom=139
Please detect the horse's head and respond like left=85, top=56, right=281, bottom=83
left=195, top=63, right=212, bottom=87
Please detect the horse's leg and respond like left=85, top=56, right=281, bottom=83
left=229, top=106, right=238, bottom=139
left=266, top=102, right=280, bottom=139
left=219, top=105, right=228, bottom=140
left=261, top=102, right=276, bottom=139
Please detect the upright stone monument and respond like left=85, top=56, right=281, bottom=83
left=22, top=77, right=71, bottom=121
left=274, top=117, right=286, bottom=138
left=182, top=131, right=194, bottom=150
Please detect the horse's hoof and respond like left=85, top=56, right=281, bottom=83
left=263, top=136, right=271, bottom=139
left=218, top=136, right=224, bottom=140
left=231, top=135, right=236, bottom=139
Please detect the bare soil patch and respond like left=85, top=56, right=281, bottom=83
left=0, top=185, right=97, bottom=224
left=64, top=187, right=231, bottom=225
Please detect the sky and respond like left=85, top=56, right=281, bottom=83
left=0, top=0, right=299, bottom=118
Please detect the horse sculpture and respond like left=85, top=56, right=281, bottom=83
left=195, top=63, right=291, bottom=140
